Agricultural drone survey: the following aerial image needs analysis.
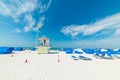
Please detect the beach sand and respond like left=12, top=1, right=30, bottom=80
left=0, top=50, right=120, bottom=80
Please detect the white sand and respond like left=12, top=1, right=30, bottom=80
left=0, top=50, right=120, bottom=80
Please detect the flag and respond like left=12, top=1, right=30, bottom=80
left=37, top=24, right=42, bottom=29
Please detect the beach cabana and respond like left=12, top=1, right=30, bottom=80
left=115, top=49, right=120, bottom=54
left=0, top=47, right=14, bottom=54
left=71, top=55, right=78, bottom=60
left=94, top=49, right=105, bottom=58
left=106, top=49, right=115, bottom=55
left=65, top=48, right=73, bottom=54
left=31, top=47, right=36, bottom=51
left=82, top=48, right=94, bottom=54
left=14, top=47, right=23, bottom=51
left=114, top=49, right=120, bottom=59
left=94, top=49, right=114, bottom=59
left=73, top=48, right=83, bottom=54
left=79, top=55, right=92, bottom=60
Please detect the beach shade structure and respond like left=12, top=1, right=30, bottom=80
left=94, top=49, right=106, bottom=58
left=71, top=55, right=78, bottom=60
left=31, top=47, right=36, bottom=51
left=101, top=49, right=108, bottom=53
left=106, top=49, right=115, bottom=56
left=79, top=55, right=92, bottom=60
left=115, top=49, right=120, bottom=54
left=58, top=48, right=64, bottom=51
left=14, top=47, right=24, bottom=51
left=101, top=49, right=115, bottom=59
left=98, top=48, right=108, bottom=56
left=64, top=48, right=73, bottom=54
left=113, top=49, right=120, bottom=59
left=95, top=49, right=114, bottom=59
left=94, top=48, right=107, bottom=54
left=94, top=49, right=101, bottom=54
left=82, top=48, right=94, bottom=54
left=0, top=47, right=14, bottom=54
left=73, top=48, right=83, bottom=54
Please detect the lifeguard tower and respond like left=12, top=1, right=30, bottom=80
left=37, top=36, right=50, bottom=54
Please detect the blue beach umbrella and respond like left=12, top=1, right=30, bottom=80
left=31, top=47, right=36, bottom=51
left=82, top=48, right=94, bottom=54
left=74, top=48, right=83, bottom=54
left=94, top=49, right=101, bottom=54
left=0, top=47, right=14, bottom=54
left=106, top=49, right=115, bottom=56
left=14, top=47, right=23, bottom=51
left=65, top=48, right=73, bottom=54
left=114, top=49, right=120, bottom=54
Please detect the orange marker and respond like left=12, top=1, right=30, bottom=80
left=25, top=59, right=28, bottom=63
left=11, top=54, right=14, bottom=57
left=58, top=58, right=60, bottom=63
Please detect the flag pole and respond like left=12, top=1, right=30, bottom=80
left=36, top=27, right=39, bottom=48
left=35, top=24, right=42, bottom=48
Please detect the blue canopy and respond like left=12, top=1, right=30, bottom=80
left=74, top=50, right=83, bottom=54
left=94, top=49, right=106, bottom=54
left=115, top=49, right=120, bottom=54
left=64, top=48, right=73, bottom=54
left=14, top=47, right=23, bottom=51
left=31, top=47, right=36, bottom=51
left=105, top=49, right=115, bottom=56
left=0, top=47, right=14, bottom=54
left=82, top=48, right=94, bottom=54
left=73, top=49, right=83, bottom=54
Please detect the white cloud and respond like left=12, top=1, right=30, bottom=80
left=39, top=15, right=46, bottom=24
left=24, top=15, right=35, bottom=32
left=39, top=0, right=52, bottom=13
left=61, top=13, right=120, bottom=37
left=46, top=0, right=52, bottom=10
left=61, top=13, right=120, bottom=48
left=0, top=0, right=37, bottom=21
left=12, top=28, right=22, bottom=33
left=0, top=2, right=11, bottom=16
left=114, top=29, right=120, bottom=36
left=0, top=0, right=52, bottom=32
left=32, top=15, right=46, bottom=31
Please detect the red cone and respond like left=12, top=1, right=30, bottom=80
left=25, top=59, right=28, bottom=63
left=58, top=58, right=60, bottom=63
left=11, top=54, right=14, bottom=57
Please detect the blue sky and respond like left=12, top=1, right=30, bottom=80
left=1, top=0, right=120, bottom=48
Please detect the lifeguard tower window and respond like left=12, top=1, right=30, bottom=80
left=44, top=40, right=46, bottom=46
left=38, top=36, right=50, bottom=47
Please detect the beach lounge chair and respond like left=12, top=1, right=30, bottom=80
left=74, top=50, right=83, bottom=54
left=82, top=48, right=94, bottom=54
left=94, top=49, right=102, bottom=58
left=113, top=49, right=120, bottom=59
left=94, top=49, right=111, bottom=59
left=73, top=48, right=83, bottom=54
left=71, top=55, right=78, bottom=60
left=79, top=55, right=92, bottom=60
left=103, top=49, right=115, bottom=60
